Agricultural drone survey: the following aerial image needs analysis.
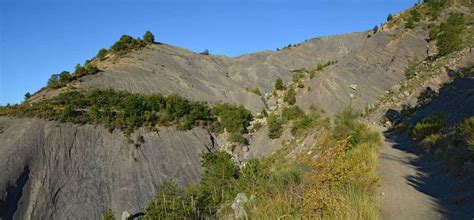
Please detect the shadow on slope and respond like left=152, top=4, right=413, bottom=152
left=383, top=77, right=474, bottom=219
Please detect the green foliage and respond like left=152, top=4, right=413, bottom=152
left=47, top=74, right=61, bottom=89
left=387, top=14, right=393, bottom=21
left=461, top=116, right=474, bottom=152
left=110, top=35, right=146, bottom=55
left=102, top=209, right=115, bottom=220
left=214, top=104, right=252, bottom=134
left=292, top=71, right=306, bottom=83
left=24, top=92, right=31, bottom=101
left=411, top=115, right=444, bottom=142
left=74, top=63, right=99, bottom=77
left=281, top=106, right=305, bottom=123
left=59, top=71, right=72, bottom=85
left=372, top=25, right=379, bottom=33
left=333, top=106, right=369, bottom=148
left=437, top=13, right=465, bottom=56
left=200, top=49, right=210, bottom=55
left=228, top=133, right=245, bottom=144
left=405, top=7, right=421, bottom=29
left=194, top=152, right=239, bottom=214
left=144, top=181, right=197, bottom=219
left=405, top=58, right=420, bottom=79
left=0, top=89, right=217, bottom=136
left=284, top=87, right=296, bottom=105
left=261, top=108, right=268, bottom=118
left=267, top=113, right=283, bottom=139
left=96, top=48, right=108, bottom=60
left=143, top=31, right=155, bottom=44
left=143, top=108, right=383, bottom=219
left=275, top=78, right=286, bottom=90
left=424, top=0, right=449, bottom=19
left=248, top=87, right=262, bottom=96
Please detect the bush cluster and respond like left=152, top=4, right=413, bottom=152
left=274, top=78, right=286, bottom=90
left=267, top=113, right=283, bottom=139
left=284, top=87, right=296, bottom=105
left=144, top=106, right=382, bottom=219
left=435, top=13, right=465, bottom=56
left=0, top=89, right=252, bottom=137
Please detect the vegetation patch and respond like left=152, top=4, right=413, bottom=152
left=0, top=89, right=252, bottom=138
left=143, top=106, right=382, bottom=219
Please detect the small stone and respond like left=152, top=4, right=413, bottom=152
left=232, top=193, right=249, bottom=219
left=403, top=91, right=410, bottom=97
left=349, top=93, right=355, bottom=99
left=350, top=84, right=358, bottom=90
left=390, top=85, right=401, bottom=93
left=242, top=146, right=249, bottom=152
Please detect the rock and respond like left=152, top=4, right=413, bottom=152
left=350, top=84, right=358, bottom=90
left=384, top=120, right=392, bottom=128
left=121, top=211, right=130, bottom=220
left=404, top=91, right=410, bottom=97
left=242, top=146, right=249, bottom=152
left=0, top=117, right=212, bottom=219
left=231, top=193, right=249, bottom=219
left=390, top=85, right=401, bottom=93
left=349, top=93, right=355, bottom=99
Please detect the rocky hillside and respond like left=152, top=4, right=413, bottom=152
left=1, top=1, right=472, bottom=219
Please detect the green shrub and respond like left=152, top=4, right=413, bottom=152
left=281, top=106, right=305, bottom=123
left=411, top=115, right=443, bottom=141
left=461, top=116, right=474, bottom=152
left=437, top=13, right=465, bottom=56
left=284, top=87, right=296, bottom=105
left=24, top=92, right=31, bottom=101
left=96, top=48, right=108, bottom=60
left=200, top=49, right=210, bottom=55
left=275, top=78, right=286, bottom=90
left=102, top=209, right=115, bottom=220
left=405, top=58, right=419, bottom=79
left=194, top=152, right=239, bottom=214
left=248, top=87, right=262, bottom=96
left=111, top=35, right=146, bottom=54
left=228, top=133, right=245, bottom=144
left=144, top=180, right=196, bottom=219
left=59, top=71, right=72, bottom=85
left=291, top=116, right=313, bottom=137
left=47, top=74, right=61, bottom=89
left=387, top=14, right=393, bottom=21
left=214, top=104, right=252, bottom=134
left=143, top=31, right=155, bottom=44
left=372, top=25, right=379, bottom=33
left=0, top=89, right=221, bottom=137
left=268, top=113, right=283, bottom=139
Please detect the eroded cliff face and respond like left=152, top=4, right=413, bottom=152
left=0, top=117, right=213, bottom=219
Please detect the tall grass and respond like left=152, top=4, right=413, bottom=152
left=142, top=106, right=382, bottom=219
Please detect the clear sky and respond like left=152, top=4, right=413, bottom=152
left=0, top=0, right=417, bottom=105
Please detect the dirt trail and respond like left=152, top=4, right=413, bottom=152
left=377, top=127, right=473, bottom=220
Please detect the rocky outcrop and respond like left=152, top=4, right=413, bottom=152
left=0, top=117, right=213, bottom=219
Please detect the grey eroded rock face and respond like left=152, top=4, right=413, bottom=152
left=0, top=117, right=212, bottom=219
left=298, top=29, right=428, bottom=113
left=72, top=32, right=368, bottom=114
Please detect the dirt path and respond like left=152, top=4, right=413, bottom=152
left=377, top=128, right=473, bottom=220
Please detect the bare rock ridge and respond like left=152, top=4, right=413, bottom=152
left=1, top=15, right=434, bottom=219
left=0, top=117, right=212, bottom=219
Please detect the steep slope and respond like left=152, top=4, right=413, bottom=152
left=0, top=117, right=214, bottom=219
left=32, top=32, right=369, bottom=114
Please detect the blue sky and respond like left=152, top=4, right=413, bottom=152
left=0, top=0, right=417, bottom=105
